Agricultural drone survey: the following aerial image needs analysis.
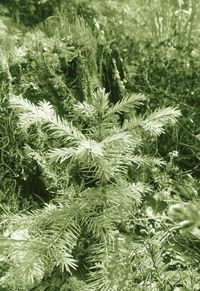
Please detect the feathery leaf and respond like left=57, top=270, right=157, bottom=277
left=141, top=107, right=181, bottom=135
left=105, top=93, right=146, bottom=117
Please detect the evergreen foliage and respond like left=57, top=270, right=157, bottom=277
left=0, top=1, right=200, bottom=290
left=0, top=89, right=184, bottom=290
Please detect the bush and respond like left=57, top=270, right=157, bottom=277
left=0, top=90, right=186, bottom=290
left=0, top=1, right=200, bottom=290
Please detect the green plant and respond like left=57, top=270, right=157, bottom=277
left=0, top=89, right=184, bottom=290
left=0, top=1, right=200, bottom=290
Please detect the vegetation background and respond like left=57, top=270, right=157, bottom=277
left=0, top=0, right=200, bottom=290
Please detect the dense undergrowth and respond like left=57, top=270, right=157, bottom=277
left=0, top=0, right=200, bottom=290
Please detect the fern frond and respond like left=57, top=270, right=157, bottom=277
left=141, top=107, right=181, bottom=135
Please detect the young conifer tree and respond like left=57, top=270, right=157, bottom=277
left=0, top=89, right=181, bottom=290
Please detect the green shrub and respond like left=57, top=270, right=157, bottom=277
left=0, top=1, right=200, bottom=290
left=0, top=89, right=191, bottom=291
